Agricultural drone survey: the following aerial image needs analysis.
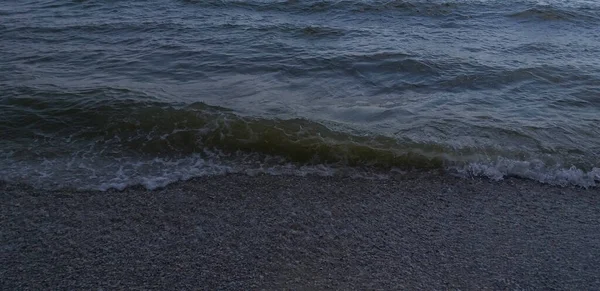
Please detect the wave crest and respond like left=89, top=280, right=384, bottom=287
left=509, top=6, right=599, bottom=22
left=2, top=95, right=599, bottom=189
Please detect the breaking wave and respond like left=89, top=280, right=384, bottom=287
left=1, top=95, right=598, bottom=190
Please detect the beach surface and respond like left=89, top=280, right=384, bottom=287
left=2, top=172, right=599, bottom=290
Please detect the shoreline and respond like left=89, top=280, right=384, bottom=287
left=2, top=173, right=599, bottom=289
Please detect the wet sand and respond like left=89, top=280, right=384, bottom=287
left=2, top=172, right=600, bottom=290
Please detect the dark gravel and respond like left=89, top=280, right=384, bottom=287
left=2, top=173, right=600, bottom=290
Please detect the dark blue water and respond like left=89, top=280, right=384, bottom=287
left=1, top=0, right=600, bottom=189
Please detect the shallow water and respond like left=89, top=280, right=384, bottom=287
left=1, top=0, right=600, bottom=189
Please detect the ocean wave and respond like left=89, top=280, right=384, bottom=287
left=436, top=66, right=566, bottom=91
left=508, top=6, right=600, bottom=22
left=4, top=21, right=185, bottom=35
left=181, top=0, right=599, bottom=21
left=182, top=0, right=463, bottom=16
left=1, top=95, right=447, bottom=168
left=451, top=158, right=600, bottom=188
left=2, top=88, right=597, bottom=168
left=245, top=23, right=348, bottom=37
left=2, top=148, right=598, bottom=191
left=2, top=93, right=599, bottom=190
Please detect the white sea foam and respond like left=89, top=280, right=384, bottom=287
left=2, top=149, right=598, bottom=190
left=451, top=158, right=600, bottom=188
left=0, top=151, right=342, bottom=191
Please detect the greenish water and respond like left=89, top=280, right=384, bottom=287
left=1, top=0, right=599, bottom=189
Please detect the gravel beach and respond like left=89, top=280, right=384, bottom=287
left=2, top=172, right=600, bottom=290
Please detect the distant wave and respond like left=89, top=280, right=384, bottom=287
left=237, top=23, right=348, bottom=37
left=508, top=6, right=600, bottom=22
left=183, top=0, right=600, bottom=21
left=3, top=21, right=187, bottom=35
left=182, top=0, right=463, bottom=16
